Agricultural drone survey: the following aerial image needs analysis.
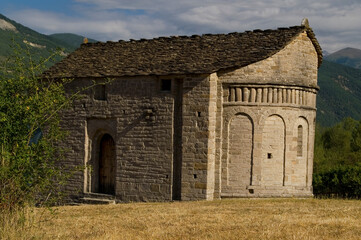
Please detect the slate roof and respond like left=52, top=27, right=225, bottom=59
left=44, top=25, right=322, bottom=78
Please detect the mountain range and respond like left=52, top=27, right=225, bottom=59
left=317, top=60, right=361, bottom=126
left=316, top=47, right=361, bottom=126
left=325, top=48, right=361, bottom=70
left=0, top=13, right=96, bottom=63
left=1, top=13, right=361, bottom=126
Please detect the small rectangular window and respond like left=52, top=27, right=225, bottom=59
left=94, top=84, right=106, bottom=100
left=297, top=125, right=303, bottom=157
left=161, top=79, right=172, bottom=92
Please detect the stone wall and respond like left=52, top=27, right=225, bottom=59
left=218, top=31, right=319, bottom=88
left=62, top=76, right=176, bottom=201
left=180, top=74, right=216, bottom=200
left=217, top=31, right=318, bottom=197
left=220, top=105, right=316, bottom=197
left=222, top=114, right=253, bottom=194
left=262, top=115, right=285, bottom=186
left=61, top=73, right=218, bottom=202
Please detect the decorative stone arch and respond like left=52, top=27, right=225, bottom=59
left=222, top=106, right=259, bottom=125
left=288, top=115, right=309, bottom=130
left=258, top=110, right=289, bottom=131
left=84, top=119, right=117, bottom=194
left=222, top=107, right=258, bottom=166
left=290, top=116, right=309, bottom=186
left=288, top=116, right=310, bottom=158
left=221, top=108, right=256, bottom=196
left=260, top=114, right=286, bottom=186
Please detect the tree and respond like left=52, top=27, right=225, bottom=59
left=313, top=117, right=361, bottom=198
left=351, top=122, right=361, bottom=152
left=0, top=43, right=71, bottom=212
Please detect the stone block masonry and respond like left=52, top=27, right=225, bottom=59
left=51, top=25, right=321, bottom=202
left=217, top=31, right=318, bottom=198
left=62, top=76, right=176, bottom=202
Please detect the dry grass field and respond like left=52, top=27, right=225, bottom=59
left=7, top=198, right=361, bottom=239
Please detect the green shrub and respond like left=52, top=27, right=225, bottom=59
left=0, top=42, right=71, bottom=211
left=313, top=118, right=361, bottom=198
left=313, top=165, right=361, bottom=198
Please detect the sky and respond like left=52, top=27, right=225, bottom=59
left=1, top=0, right=361, bottom=53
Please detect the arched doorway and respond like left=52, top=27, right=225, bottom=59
left=98, top=134, right=116, bottom=194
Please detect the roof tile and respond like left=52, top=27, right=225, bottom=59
left=44, top=25, right=322, bottom=78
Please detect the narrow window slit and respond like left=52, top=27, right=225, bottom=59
left=297, top=125, right=303, bottom=157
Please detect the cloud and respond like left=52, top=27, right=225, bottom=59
left=5, top=0, right=361, bottom=52
left=7, top=9, right=168, bottom=40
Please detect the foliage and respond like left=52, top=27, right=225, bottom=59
left=313, top=117, right=361, bottom=198
left=313, top=166, right=361, bottom=198
left=0, top=42, right=72, bottom=213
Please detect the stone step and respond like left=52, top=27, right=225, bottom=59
left=80, top=197, right=116, bottom=205
left=83, top=192, right=116, bottom=200
left=80, top=192, right=116, bottom=205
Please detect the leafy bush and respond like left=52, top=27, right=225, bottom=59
left=0, top=43, right=71, bottom=212
left=313, top=117, right=361, bottom=198
left=313, top=165, right=361, bottom=198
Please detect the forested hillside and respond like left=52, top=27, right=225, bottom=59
left=325, top=47, right=361, bottom=69
left=317, top=60, right=361, bottom=126
left=0, top=14, right=94, bottom=64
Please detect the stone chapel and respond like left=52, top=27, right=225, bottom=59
left=44, top=20, right=322, bottom=202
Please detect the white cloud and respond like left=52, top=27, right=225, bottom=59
left=5, top=0, right=361, bottom=52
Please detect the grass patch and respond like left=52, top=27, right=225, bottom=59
left=20, top=198, right=360, bottom=239
left=0, top=207, right=37, bottom=240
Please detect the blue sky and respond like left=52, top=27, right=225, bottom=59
left=2, top=0, right=74, bottom=15
left=1, top=0, right=361, bottom=53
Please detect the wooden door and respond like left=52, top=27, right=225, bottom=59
left=99, top=134, right=115, bottom=194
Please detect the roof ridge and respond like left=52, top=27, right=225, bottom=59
left=80, top=25, right=306, bottom=48
left=45, top=24, right=321, bottom=79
